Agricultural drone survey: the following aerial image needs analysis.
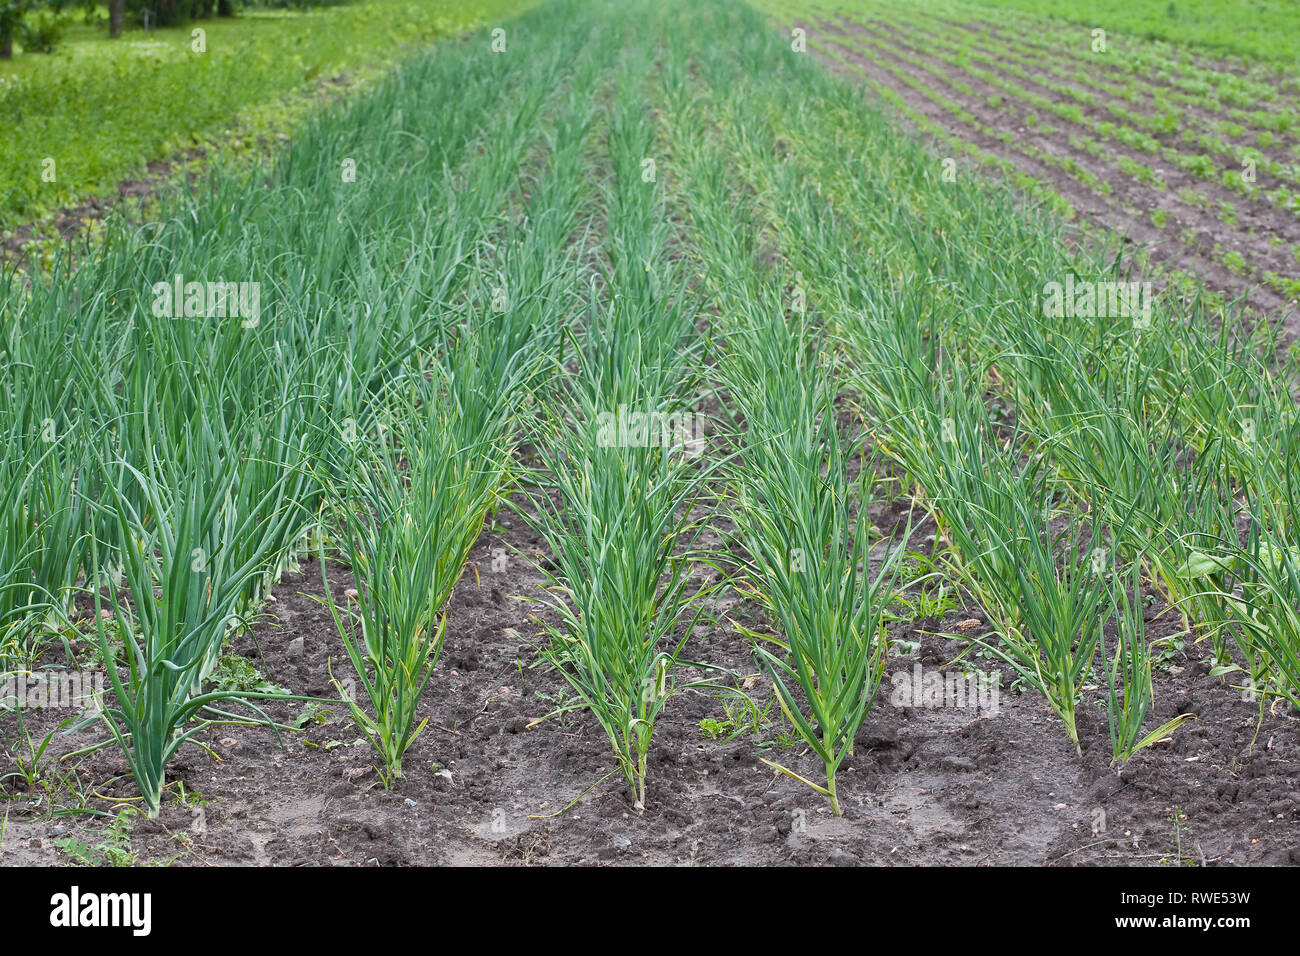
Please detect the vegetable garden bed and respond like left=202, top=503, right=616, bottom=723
left=2, top=0, right=1297, bottom=868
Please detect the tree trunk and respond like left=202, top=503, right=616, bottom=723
left=110, top=0, right=125, bottom=39
left=218, top=0, right=233, bottom=16
left=0, top=28, right=12, bottom=60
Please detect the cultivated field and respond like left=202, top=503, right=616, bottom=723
left=1, top=0, right=1297, bottom=869
left=780, top=0, right=1300, bottom=324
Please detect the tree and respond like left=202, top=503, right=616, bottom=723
left=109, top=0, right=123, bottom=37
left=126, top=0, right=215, bottom=29
left=0, top=1, right=37, bottom=60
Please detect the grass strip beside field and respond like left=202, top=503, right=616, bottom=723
left=0, top=0, right=532, bottom=229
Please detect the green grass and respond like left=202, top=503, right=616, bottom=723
left=955, top=0, right=1300, bottom=63
left=807, top=0, right=1300, bottom=64
left=0, top=0, right=530, bottom=228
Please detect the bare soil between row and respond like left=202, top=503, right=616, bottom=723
left=3, top=494, right=1296, bottom=866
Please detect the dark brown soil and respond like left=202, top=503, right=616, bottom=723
left=3, top=495, right=1297, bottom=867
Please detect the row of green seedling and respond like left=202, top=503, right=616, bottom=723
left=0, top=1, right=605, bottom=808
left=713, top=290, right=905, bottom=814
left=517, top=29, right=727, bottom=810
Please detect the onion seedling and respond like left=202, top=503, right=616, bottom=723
left=715, top=300, right=906, bottom=815
left=511, top=47, right=727, bottom=810
left=1105, top=561, right=1195, bottom=765
left=85, top=408, right=309, bottom=818
left=1187, top=453, right=1300, bottom=710
left=521, top=404, right=718, bottom=811
left=322, top=335, right=523, bottom=783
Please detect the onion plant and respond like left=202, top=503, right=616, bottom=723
left=717, top=301, right=906, bottom=815
left=1226, top=390, right=1300, bottom=705
left=951, top=472, right=1111, bottom=755
left=0, top=431, right=49, bottom=672
left=660, top=0, right=1295, bottom=749
left=981, top=306, right=1246, bottom=654
left=533, top=65, right=700, bottom=799
left=841, top=314, right=1113, bottom=755
left=0, top=404, right=88, bottom=669
left=1105, top=561, right=1195, bottom=765
left=85, top=405, right=310, bottom=818
left=321, top=328, right=527, bottom=783
left=517, top=50, right=722, bottom=808
left=521, top=396, right=717, bottom=810
left=1226, top=524, right=1300, bottom=710
left=1185, top=449, right=1300, bottom=710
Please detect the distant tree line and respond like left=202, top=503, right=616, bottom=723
left=1, top=0, right=350, bottom=59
